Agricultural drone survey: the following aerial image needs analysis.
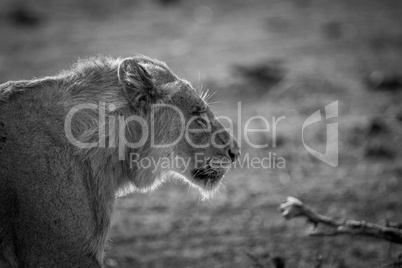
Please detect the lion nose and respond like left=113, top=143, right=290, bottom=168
left=227, top=146, right=240, bottom=163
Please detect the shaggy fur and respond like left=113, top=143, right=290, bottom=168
left=0, top=55, right=239, bottom=267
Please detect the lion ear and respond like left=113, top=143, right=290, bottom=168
left=118, top=58, right=159, bottom=106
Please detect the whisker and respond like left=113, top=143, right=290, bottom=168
left=206, top=101, right=220, bottom=105
left=201, top=88, right=210, bottom=101
left=205, top=88, right=220, bottom=102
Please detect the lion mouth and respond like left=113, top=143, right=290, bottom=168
left=190, top=159, right=230, bottom=190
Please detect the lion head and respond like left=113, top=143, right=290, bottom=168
left=114, top=56, right=240, bottom=195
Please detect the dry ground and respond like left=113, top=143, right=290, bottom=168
left=1, top=0, right=402, bottom=267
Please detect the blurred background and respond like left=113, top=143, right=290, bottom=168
left=1, top=0, right=402, bottom=267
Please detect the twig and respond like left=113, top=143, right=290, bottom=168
left=386, top=220, right=402, bottom=230
left=279, top=197, right=402, bottom=244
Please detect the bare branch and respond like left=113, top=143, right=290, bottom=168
left=279, top=197, right=402, bottom=244
left=386, top=220, right=402, bottom=230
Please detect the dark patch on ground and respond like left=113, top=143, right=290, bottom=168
left=232, top=60, right=286, bottom=89
left=7, top=6, right=42, bottom=27
left=365, top=143, right=395, bottom=160
left=366, top=71, right=402, bottom=91
left=368, top=118, right=389, bottom=136
left=322, top=21, right=343, bottom=40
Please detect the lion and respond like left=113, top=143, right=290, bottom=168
left=0, top=55, right=240, bottom=267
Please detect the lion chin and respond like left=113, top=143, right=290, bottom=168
left=189, top=158, right=231, bottom=193
left=191, top=167, right=226, bottom=189
left=160, top=167, right=227, bottom=199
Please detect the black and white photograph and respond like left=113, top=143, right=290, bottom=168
left=1, top=0, right=402, bottom=267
